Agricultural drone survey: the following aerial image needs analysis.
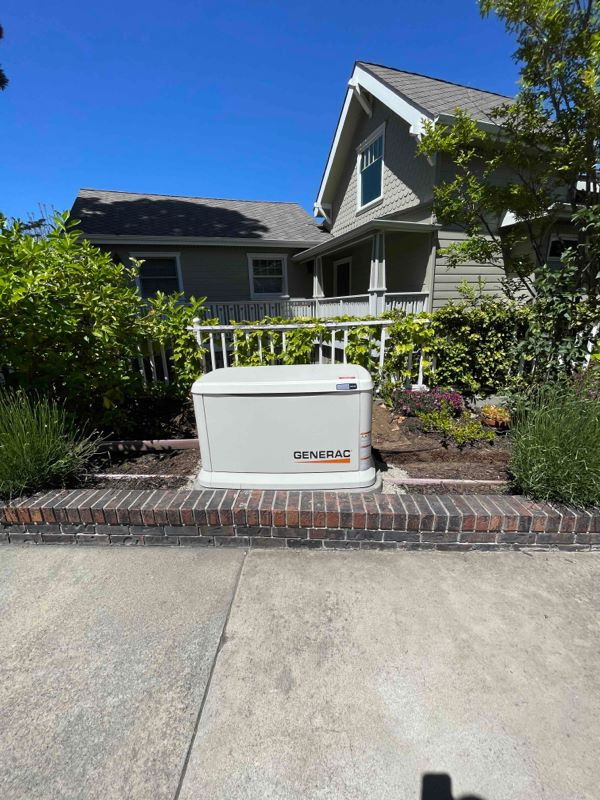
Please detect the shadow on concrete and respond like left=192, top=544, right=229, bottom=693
left=70, top=195, right=270, bottom=239
left=421, top=773, right=486, bottom=800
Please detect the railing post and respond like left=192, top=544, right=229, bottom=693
left=160, top=344, right=169, bottom=384
left=378, top=326, right=387, bottom=376
left=209, top=333, right=216, bottom=371
left=220, top=331, right=228, bottom=368
left=369, top=231, right=387, bottom=316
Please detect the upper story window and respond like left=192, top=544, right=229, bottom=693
left=547, top=236, right=578, bottom=268
left=357, top=124, right=385, bottom=210
left=248, top=254, right=288, bottom=298
left=132, top=254, right=182, bottom=299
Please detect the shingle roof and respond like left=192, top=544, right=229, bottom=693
left=358, top=62, right=512, bottom=122
left=71, top=188, right=331, bottom=243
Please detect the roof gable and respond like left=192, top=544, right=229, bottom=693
left=72, top=188, right=331, bottom=245
left=359, top=62, right=511, bottom=122
left=315, top=61, right=513, bottom=216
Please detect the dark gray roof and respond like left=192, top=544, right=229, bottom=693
left=71, top=188, right=331, bottom=243
left=358, top=62, right=512, bottom=122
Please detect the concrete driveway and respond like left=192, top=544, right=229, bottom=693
left=0, top=548, right=598, bottom=800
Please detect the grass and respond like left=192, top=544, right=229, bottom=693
left=0, top=391, right=100, bottom=500
left=509, top=380, right=600, bottom=507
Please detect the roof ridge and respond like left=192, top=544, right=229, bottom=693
left=77, top=188, right=304, bottom=207
left=356, top=61, right=513, bottom=100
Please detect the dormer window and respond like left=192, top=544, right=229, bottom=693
left=547, top=236, right=578, bottom=268
left=357, top=124, right=385, bottom=211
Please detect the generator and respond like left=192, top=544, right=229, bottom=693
left=192, top=364, right=377, bottom=490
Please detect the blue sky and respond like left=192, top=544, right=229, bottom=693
left=1, top=1, right=518, bottom=221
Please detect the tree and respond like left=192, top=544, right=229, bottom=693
left=418, top=0, right=600, bottom=377
left=0, top=26, right=8, bottom=91
left=0, top=213, right=205, bottom=431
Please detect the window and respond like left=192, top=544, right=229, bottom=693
left=358, top=125, right=384, bottom=210
left=248, top=254, right=288, bottom=297
left=132, top=255, right=181, bottom=299
left=547, top=237, right=578, bottom=267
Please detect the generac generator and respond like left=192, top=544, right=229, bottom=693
left=192, top=364, right=377, bottom=490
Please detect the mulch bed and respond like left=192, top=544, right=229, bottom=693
left=81, top=401, right=511, bottom=492
left=372, top=402, right=511, bottom=485
left=83, top=448, right=200, bottom=490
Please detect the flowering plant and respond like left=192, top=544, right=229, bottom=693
left=394, top=388, right=464, bottom=417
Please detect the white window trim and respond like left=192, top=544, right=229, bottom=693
left=356, top=122, right=386, bottom=214
left=333, top=257, right=352, bottom=296
left=129, top=251, right=183, bottom=296
left=247, top=253, right=289, bottom=299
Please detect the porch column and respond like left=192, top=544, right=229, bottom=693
left=368, top=231, right=386, bottom=316
left=312, top=256, right=325, bottom=315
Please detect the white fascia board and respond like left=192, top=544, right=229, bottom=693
left=353, top=65, right=434, bottom=138
left=315, top=65, right=435, bottom=212
left=82, top=235, right=327, bottom=248
left=314, top=86, right=355, bottom=216
left=292, top=218, right=439, bottom=262
left=436, top=112, right=500, bottom=133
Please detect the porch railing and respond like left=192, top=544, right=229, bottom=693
left=289, top=294, right=371, bottom=319
left=188, top=317, right=427, bottom=388
left=384, top=292, right=429, bottom=315
left=201, top=293, right=429, bottom=324
left=204, top=300, right=287, bottom=323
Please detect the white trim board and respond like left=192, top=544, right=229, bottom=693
left=84, top=235, right=327, bottom=249
left=356, top=121, right=386, bottom=213
left=315, top=63, right=435, bottom=214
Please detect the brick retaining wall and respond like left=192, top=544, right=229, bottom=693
left=1, top=489, right=598, bottom=550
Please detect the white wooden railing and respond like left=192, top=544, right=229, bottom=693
left=136, top=340, right=171, bottom=386
left=289, top=294, right=371, bottom=319
left=187, top=318, right=427, bottom=388
left=384, top=292, right=429, bottom=314
left=204, top=300, right=288, bottom=323
left=201, top=293, right=429, bottom=324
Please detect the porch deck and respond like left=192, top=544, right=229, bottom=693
left=204, top=292, right=428, bottom=324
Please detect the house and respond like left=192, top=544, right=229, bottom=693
left=71, top=61, right=515, bottom=322
left=70, top=189, right=331, bottom=322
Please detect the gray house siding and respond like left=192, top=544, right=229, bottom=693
left=330, top=98, right=433, bottom=237
left=321, top=240, right=372, bottom=296
left=432, top=230, right=505, bottom=309
left=386, top=233, right=432, bottom=294
left=109, top=244, right=313, bottom=301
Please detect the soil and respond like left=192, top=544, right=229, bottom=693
left=83, top=448, right=200, bottom=490
left=81, top=401, right=511, bottom=492
left=371, top=401, right=511, bottom=484
left=102, top=397, right=197, bottom=441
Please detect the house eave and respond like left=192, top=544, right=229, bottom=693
left=81, top=234, right=330, bottom=249
left=314, top=63, right=504, bottom=214
left=293, top=219, right=440, bottom=262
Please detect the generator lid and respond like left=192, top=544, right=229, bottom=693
left=192, top=364, right=373, bottom=395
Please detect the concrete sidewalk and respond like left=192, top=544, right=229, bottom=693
left=179, top=550, right=599, bottom=800
left=0, top=548, right=598, bottom=800
left=0, top=547, right=243, bottom=800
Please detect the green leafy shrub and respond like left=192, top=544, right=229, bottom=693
left=231, top=315, right=388, bottom=375
left=509, top=379, right=600, bottom=506
left=0, top=214, right=206, bottom=430
left=141, top=291, right=208, bottom=392
left=384, top=311, right=435, bottom=385
left=417, top=403, right=495, bottom=448
left=428, top=294, right=530, bottom=396
left=0, top=392, right=100, bottom=499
